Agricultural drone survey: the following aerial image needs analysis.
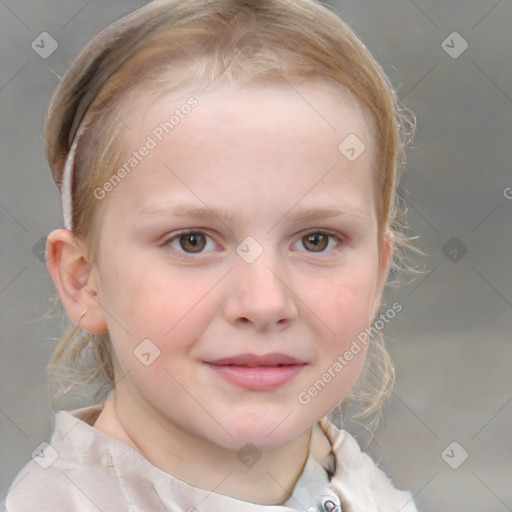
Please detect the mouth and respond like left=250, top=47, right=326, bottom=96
left=204, top=353, right=307, bottom=391
left=206, top=353, right=306, bottom=367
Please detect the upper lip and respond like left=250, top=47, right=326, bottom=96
left=205, top=353, right=306, bottom=367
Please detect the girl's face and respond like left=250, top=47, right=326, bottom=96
left=92, top=81, right=387, bottom=450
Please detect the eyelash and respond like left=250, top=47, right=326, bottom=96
left=161, top=229, right=345, bottom=257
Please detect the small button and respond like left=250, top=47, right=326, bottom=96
left=100, top=449, right=113, bottom=468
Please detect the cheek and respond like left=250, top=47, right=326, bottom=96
left=103, top=260, right=223, bottom=356
left=295, top=265, right=377, bottom=412
left=304, top=261, right=378, bottom=342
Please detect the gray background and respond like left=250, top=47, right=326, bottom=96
left=1, top=1, right=511, bottom=510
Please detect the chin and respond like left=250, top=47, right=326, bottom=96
left=215, top=410, right=314, bottom=451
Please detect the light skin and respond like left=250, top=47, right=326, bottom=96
left=47, top=80, right=391, bottom=505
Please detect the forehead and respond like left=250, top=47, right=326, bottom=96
left=128, top=79, right=372, bottom=142
left=105, top=81, right=377, bottom=221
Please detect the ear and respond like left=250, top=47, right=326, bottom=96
left=369, top=230, right=393, bottom=322
left=46, top=229, right=107, bottom=333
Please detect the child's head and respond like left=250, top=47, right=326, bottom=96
left=45, top=0, right=413, bottom=448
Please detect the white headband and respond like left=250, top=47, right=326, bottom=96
left=61, top=138, right=78, bottom=230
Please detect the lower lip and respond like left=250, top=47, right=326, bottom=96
left=205, top=363, right=306, bottom=391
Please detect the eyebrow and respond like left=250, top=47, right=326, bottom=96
left=139, top=203, right=370, bottom=226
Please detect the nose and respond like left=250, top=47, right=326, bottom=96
left=222, top=254, right=299, bottom=332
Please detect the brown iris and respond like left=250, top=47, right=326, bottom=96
left=302, top=233, right=329, bottom=252
left=179, top=232, right=206, bottom=253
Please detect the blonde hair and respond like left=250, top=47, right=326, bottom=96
left=45, top=0, right=415, bottom=420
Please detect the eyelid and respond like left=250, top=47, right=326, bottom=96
left=160, top=228, right=220, bottom=255
left=159, top=227, right=346, bottom=257
left=291, top=229, right=345, bottom=253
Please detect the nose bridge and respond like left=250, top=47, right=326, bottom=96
left=235, top=244, right=287, bottom=299
left=223, top=240, right=298, bottom=329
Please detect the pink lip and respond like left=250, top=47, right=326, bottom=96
left=205, top=353, right=307, bottom=391
left=207, top=353, right=305, bottom=367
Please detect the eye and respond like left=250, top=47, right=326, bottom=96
left=164, top=231, right=217, bottom=254
left=292, top=231, right=341, bottom=253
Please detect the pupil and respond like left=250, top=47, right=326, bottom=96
left=180, top=233, right=206, bottom=252
left=304, top=233, right=328, bottom=252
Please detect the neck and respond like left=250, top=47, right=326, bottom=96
left=94, top=389, right=311, bottom=505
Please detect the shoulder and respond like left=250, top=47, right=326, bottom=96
left=5, top=458, right=92, bottom=512
left=5, top=455, right=118, bottom=512
left=319, top=418, right=418, bottom=512
left=5, top=408, right=123, bottom=512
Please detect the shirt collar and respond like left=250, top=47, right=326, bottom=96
left=55, top=404, right=341, bottom=510
left=282, top=422, right=341, bottom=511
left=52, top=405, right=416, bottom=511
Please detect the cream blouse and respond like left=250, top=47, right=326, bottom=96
left=5, top=403, right=418, bottom=511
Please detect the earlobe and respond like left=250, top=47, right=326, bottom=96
left=45, top=229, right=107, bottom=333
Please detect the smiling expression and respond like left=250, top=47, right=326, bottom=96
left=91, top=80, right=387, bottom=450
